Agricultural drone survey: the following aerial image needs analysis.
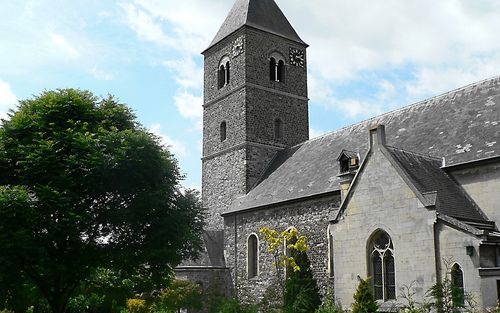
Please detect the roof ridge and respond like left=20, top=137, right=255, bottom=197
left=308, top=74, right=500, bottom=143
left=385, top=145, right=442, bottom=161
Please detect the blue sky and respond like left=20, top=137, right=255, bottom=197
left=1, top=0, right=500, bottom=190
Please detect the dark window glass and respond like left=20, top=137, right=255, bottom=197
left=270, top=57, right=277, bottom=81
left=220, top=121, right=227, bottom=142
left=218, top=65, right=226, bottom=89
left=248, top=235, right=258, bottom=278
left=226, top=61, right=230, bottom=84
left=277, top=60, right=285, bottom=82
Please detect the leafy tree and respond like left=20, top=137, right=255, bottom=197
left=351, top=278, right=378, bottom=313
left=156, top=279, right=202, bottom=313
left=259, top=226, right=309, bottom=309
left=0, top=89, right=205, bottom=313
left=283, top=249, right=321, bottom=313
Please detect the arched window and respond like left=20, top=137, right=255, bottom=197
left=328, top=225, right=334, bottom=278
left=274, top=118, right=283, bottom=140
left=269, top=53, right=285, bottom=82
left=218, top=57, right=230, bottom=89
left=369, top=230, right=395, bottom=301
left=247, top=234, right=258, bottom=279
left=220, top=121, right=227, bottom=142
left=451, top=263, right=465, bottom=306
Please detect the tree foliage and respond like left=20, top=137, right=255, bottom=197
left=156, top=280, right=203, bottom=313
left=351, top=278, right=378, bottom=313
left=283, top=249, right=321, bottom=313
left=0, top=89, right=205, bottom=313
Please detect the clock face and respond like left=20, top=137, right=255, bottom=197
left=289, top=47, right=305, bottom=67
left=232, top=36, right=244, bottom=58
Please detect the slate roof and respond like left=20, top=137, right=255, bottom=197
left=386, top=146, right=489, bottom=223
left=226, top=75, right=500, bottom=214
left=206, top=0, right=307, bottom=51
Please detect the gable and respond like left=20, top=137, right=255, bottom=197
left=337, top=146, right=424, bottom=222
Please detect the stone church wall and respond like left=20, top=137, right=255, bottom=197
left=246, top=87, right=309, bottom=148
left=203, top=148, right=247, bottom=230
left=332, top=147, right=437, bottom=308
left=435, top=223, right=484, bottom=307
left=448, top=160, right=500, bottom=225
left=224, top=194, right=340, bottom=305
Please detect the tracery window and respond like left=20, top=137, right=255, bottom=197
left=451, top=263, right=465, bottom=306
left=247, top=234, right=258, bottom=278
left=369, top=230, right=395, bottom=301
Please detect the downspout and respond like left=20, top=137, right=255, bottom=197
left=433, top=214, right=441, bottom=283
left=234, top=215, right=238, bottom=299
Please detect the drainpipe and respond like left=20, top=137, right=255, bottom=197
left=433, top=215, right=441, bottom=283
left=234, top=215, right=238, bottom=299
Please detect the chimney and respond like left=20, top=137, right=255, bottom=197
left=369, top=124, right=386, bottom=148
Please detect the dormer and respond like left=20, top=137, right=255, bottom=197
left=337, top=149, right=360, bottom=175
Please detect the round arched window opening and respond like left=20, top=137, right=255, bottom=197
left=247, top=234, right=259, bottom=279
left=218, top=56, right=230, bottom=89
left=269, top=53, right=285, bottom=82
left=369, top=230, right=395, bottom=301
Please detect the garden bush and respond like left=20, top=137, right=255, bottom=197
left=351, top=278, right=378, bottom=313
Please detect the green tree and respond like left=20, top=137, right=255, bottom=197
left=283, top=250, right=321, bottom=313
left=351, top=278, right=378, bottom=313
left=0, top=89, right=205, bottom=313
left=156, top=280, right=203, bottom=313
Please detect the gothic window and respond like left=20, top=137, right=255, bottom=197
left=274, top=118, right=283, bottom=140
left=269, top=53, right=285, bottom=82
left=369, top=230, right=395, bottom=301
left=328, top=225, right=334, bottom=278
left=247, top=234, right=258, bottom=279
left=220, top=121, right=227, bottom=142
left=218, top=57, right=230, bottom=89
left=451, top=263, right=465, bottom=306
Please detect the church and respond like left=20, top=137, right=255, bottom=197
left=175, top=0, right=500, bottom=310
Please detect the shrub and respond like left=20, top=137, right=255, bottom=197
left=157, top=279, right=202, bottom=312
left=216, top=298, right=257, bottom=313
left=126, top=299, right=148, bottom=313
left=351, top=278, right=378, bottom=313
left=315, top=291, right=344, bottom=313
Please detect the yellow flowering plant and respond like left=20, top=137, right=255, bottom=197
left=259, top=226, right=310, bottom=296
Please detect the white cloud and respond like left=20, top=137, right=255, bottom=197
left=163, top=57, right=203, bottom=90
left=90, top=67, right=114, bottom=81
left=149, top=123, right=188, bottom=157
left=49, top=32, right=80, bottom=59
left=0, top=80, right=18, bottom=119
left=120, top=3, right=173, bottom=47
left=309, top=127, right=326, bottom=139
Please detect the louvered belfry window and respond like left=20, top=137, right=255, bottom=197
left=369, top=230, right=396, bottom=301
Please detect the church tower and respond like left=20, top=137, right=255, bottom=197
left=202, top=0, right=309, bottom=230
